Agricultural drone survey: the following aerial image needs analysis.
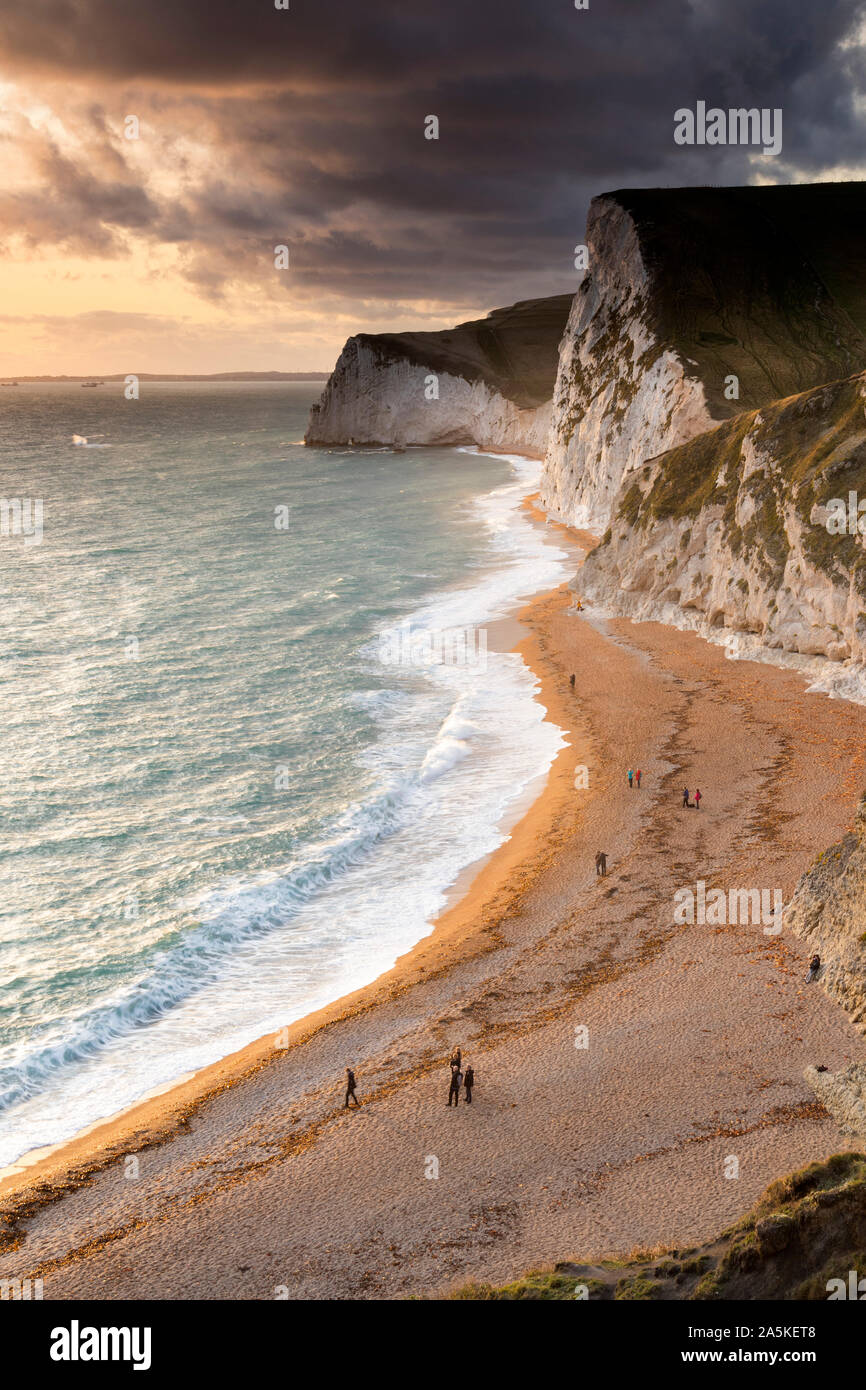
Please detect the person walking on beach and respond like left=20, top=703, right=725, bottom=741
left=595, top=850, right=607, bottom=877
left=806, top=954, right=821, bottom=982
left=694, top=788, right=702, bottom=810
left=682, top=787, right=691, bottom=809
left=635, top=769, right=641, bottom=788
left=345, top=1067, right=359, bottom=1108
left=448, top=1066, right=463, bottom=1106
left=627, top=769, right=634, bottom=788
left=463, top=1064, right=474, bottom=1104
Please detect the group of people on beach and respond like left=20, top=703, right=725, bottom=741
left=447, top=1048, right=474, bottom=1106
left=595, top=772, right=709, bottom=880
left=626, top=766, right=706, bottom=809
left=342, top=1050, right=476, bottom=1110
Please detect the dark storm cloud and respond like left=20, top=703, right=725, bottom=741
left=0, top=0, right=675, bottom=86
left=2, top=0, right=865, bottom=309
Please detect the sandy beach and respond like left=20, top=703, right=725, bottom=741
left=2, top=524, right=866, bottom=1300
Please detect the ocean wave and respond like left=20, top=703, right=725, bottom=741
left=419, top=701, right=478, bottom=783
left=0, top=782, right=413, bottom=1113
left=0, top=448, right=572, bottom=1159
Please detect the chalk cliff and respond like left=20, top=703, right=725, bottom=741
left=786, top=798, right=866, bottom=1133
left=786, top=793, right=866, bottom=1037
left=578, top=371, right=866, bottom=691
left=305, top=295, right=573, bottom=457
left=541, top=183, right=866, bottom=529
left=805, top=1063, right=866, bottom=1139
left=309, top=182, right=866, bottom=687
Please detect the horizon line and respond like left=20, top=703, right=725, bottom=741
left=0, top=370, right=331, bottom=382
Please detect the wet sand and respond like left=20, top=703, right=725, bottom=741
left=2, top=550, right=866, bottom=1299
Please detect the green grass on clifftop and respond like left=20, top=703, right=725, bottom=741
left=614, top=369, right=866, bottom=594
left=355, top=294, right=574, bottom=409
left=438, top=1152, right=866, bottom=1300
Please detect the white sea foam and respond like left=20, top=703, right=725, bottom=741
left=0, top=453, right=572, bottom=1168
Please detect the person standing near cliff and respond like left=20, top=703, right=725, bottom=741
left=345, top=1067, right=360, bottom=1108
left=463, top=1064, right=475, bottom=1104
left=682, top=787, right=690, bottom=809
left=806, top=954, right=821, bottom=982
left=635, top=769, right=642, bottom=788
left=570, top=673, right=575, bottom=689
left=627, top=769, right=634, bottom=788
left=694, top=788, right=702, bottom=810
left=595, top=850, right=608, bottom=877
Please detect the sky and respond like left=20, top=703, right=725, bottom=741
left=1, top=0, right=865, bottom=375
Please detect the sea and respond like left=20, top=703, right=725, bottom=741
left=0, top=381, right=570, bottom=1167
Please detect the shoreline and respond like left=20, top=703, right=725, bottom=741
left=3, top=542, right=866, bottom=1294
left=0, top=506, right=589, bottom=1203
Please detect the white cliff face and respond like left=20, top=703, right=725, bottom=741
left=308, top=188, right=866, bottom=700
left=578, top=379, right=866, bottom=698
left=306, top=337, right=553, bottom=459
left=584, top=503, right=866, bottom=665
left=540, top=197, right=715, bottom=529
left=804, top=1063, right=866, bottom=1138
left=787, top=795, right=866, bottom=1041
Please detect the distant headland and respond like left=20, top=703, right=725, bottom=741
left=1, top=372, right=331, bottom=383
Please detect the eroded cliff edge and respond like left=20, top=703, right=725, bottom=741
left=305, top=294, right=573, bottom=457
left=541, top=183, right=866, bottom=529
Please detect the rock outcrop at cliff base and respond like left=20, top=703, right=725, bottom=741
left=578, top=370, right=866, bottom=681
